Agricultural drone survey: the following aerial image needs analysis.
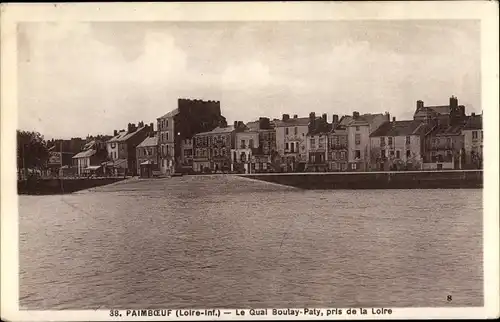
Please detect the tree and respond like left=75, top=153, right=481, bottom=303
left=17, top=130, right=49, bottom=176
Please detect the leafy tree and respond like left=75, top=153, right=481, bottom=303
left=17, top=130, right=49, bottom=173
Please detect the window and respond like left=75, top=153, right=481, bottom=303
left=472, top=131, right=478, bottom=139
left=319, top=137, right=325, bottom=148
left=446, top=138, right=451, bottom=145
left=355, top=134, right=361, bottom=145
left=340, top=151, right=346, bottom=160
left=290, top=142, right=295, bottom=153
left=285, top=142, right=289, bottom=151
left=355, top=150, right=361, bottom=159
left=240, top=140, right=246, bottom=149
left=390, top=150, right=394, bottom=157
left=166, top=120, right=169, bottom=128
left=406, top=136, right=411, bottom=145
left=356, top=126, right=360, bottom=131
left=111, top=143, right=116, bottom=148
left=388, top=137, right=393, bottom=145
left=249, top=139, right=254, bottom=149
left=310, top=138, right=316, bottom=149
left=285, top=128, right=289, bottom=135
left=294, top=127, right=298, bottom=135
left=381, top=150, right=386, bottom=159
left=380, top=137, right=385, bottom=147
left=396, top=150, right=401, bottom=159
left=352, top=163, right=357, bottom=170
left=406, top=150, right=411, bottom=158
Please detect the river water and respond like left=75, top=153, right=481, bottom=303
left=19, top=175, right=483, bottom=309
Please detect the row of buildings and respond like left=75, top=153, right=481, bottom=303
left=55, top=95, right=483, bottom=177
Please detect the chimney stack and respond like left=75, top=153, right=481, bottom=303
left=353, top=111, right=360, bottom=119
left=293, top=114, right=298, bottom=119
left=392, top=117, right=396, bottom=122
left=332, top=114, right=339, bottom=125
left=282, top=114, right=290, bottom=121
left=233, top=121, right=238, bottom=129
left=150, top=122, right=154, bottom=131
left=114, top=130, right=118, bottom=136
left=417, top=100, right=424, bottom=111
left=459, top=105, right=465, bottom=117
left=127, top=123, right=132, bottom=132
left=322, top=113, right=327, bottom=122
left=471, top=112, right=476, bottom=116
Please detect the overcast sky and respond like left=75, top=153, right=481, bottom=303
left=17, top=20, right=480, bottom=139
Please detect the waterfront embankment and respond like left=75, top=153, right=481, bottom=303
left=17, top=177, right=127, bottom=195
left=239, top=170, right=483, bottom=189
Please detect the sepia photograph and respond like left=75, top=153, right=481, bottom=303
left=1, top=2, right=499, bottom=321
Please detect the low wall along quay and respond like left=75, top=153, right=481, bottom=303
left=18, top=177, right=126, bottom=195
left=239, top=170, right=483, bottom=190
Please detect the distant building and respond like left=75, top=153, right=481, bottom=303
left=275, top=114, right=311, bottom=172
left=157, top=98, right=226, bottom=175
left=346, top=112, right=389, bottom=171
left=369, top=119, right=435, bottom=171
left=106, top=122, right=153, bottom=176
left=72, top=139, right=108, bottom=176
left=230, top=121, right=259, bottom=174
left=305, top=113, right=331, bottom=172
left=244, top=117, right=278, bottom=173
left=422, top=96, right=468, bottom=170
left=136, top=131, right=158, bottom=178
left=193, top=125, right=234, bottom=173
left=462, top=113, right=483, bottom=169
left=327, top=115, right=351, bottom=172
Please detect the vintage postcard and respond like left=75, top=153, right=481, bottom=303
left=1, top=1, right=499, bottom=321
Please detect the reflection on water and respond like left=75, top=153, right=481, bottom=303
left=19, top=175, right=483, bottom=309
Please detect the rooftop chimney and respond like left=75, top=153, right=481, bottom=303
left=417, top=100, right=424, bottom=111
left=471, top=112, right=476, bottom=116
left=353, top=111, right=360, bottom=119
left=293, top=114, right=298, bottom=119
left=332, top=114, right=339, bottom=125
left=127, top=123, right=132, bottom=132
left=322, top=113, right=327, bottom=122
left=114, top=130, right=118, bottom=136
left=150, top=122, right=154, bottom=131
left=392, top=117, right=396, bottom=122
left=234, top=121, right=238, bottom=128
left=282, top=114, right=290, bottom=121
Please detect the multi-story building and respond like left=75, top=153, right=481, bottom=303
left=328, top=115, right=351, bottom=172
left=369, top=119, right=435, bottom=171
left=180, top=138, right=194, bottom=171
left=240, top=118, right=278, bottom=173
left=106, top=121, right=153, bottom=176
left=136, top=131, right=158, bottom=178
left=157, top=98, right=226, bottom=175
left=72, top=138, right=108, bottom=176
left=421, top=96, right=468, bottom=170
left=193, top=125, right=234, bottom=173
left=347, top=112, right=389, bottom=171
left=462, top=113, right=483, bottom=169
left=230, top=121, right=259, bottom=173
left=305, top=113, right=331, bottom=172
left=275, top=114, right=312, bottom=172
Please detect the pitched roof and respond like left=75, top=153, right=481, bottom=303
left=433, top=122, right=467, bottom=136
left=275, top=117, right=314, bottom=127
left=72, top=149, right=96, bottom=159
left=463, top=114, right=482, bottom=130
left=158, top=108, right=179, bottom=120
left=194, top=126, right=235, bottom=136
left=348, top=113, right=385, bottom=126
left=370, top=120, right=435, bottom=137
left=137, top=135, right=158, bottom=148
left=245, top=121, right=261, bottom=131
left=107, top=126, right=147, bottom=143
